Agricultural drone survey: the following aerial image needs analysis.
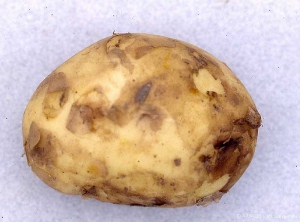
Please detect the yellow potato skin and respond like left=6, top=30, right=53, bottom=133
left=22, top=33, right=261, bottom=207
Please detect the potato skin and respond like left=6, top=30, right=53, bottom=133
left=22, top=33, right=261, bottom=207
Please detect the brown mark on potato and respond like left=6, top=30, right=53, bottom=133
left=25, top=122, right=41, bottom=165
left=135, top=45, right=154, bottom=59
left=212, top=137, right=242, bottom=179
left=138, top=105, right=165, bottom=131
left=184, top=46, right=208, bottom=70
left=132, top=36, right=176, bottom=59
left=82, top=185, right=98, bottom=198
left=213, top=104, right=221, bottom=112
left=144, top=36, right=176, bottom=48
left=206, top=91, right=218, bottom=98
left=199, top=155, right=212, bottom=172
left=110, top=48, right=134, bottom=73
left=135, top=82, right=152, bottom=104
left=174, top=158, right=181, bottom=166
left=107, top=106, right=130, bottom=126
left=26, top=122, right=59, bottom=167
left=157, top=177, right=165, bottom=186
left=86, top=161, right=108, bottom=177
left=196, top=192, right=224, bottom=207
left=153, top=197, right=169, bottom=206
left=42, top=72, right=69, bottom=118
left=66, top=105, right=93, bottom=134
left=234, top=107, right=262, bottom=129
left=106, top=37, right=134, bottom=73
left=46, top=72, right=68, bottom=93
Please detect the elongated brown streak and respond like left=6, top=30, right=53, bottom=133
left=135, top=82, right=152, bottom=104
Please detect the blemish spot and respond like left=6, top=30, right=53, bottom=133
left=234, top=107, right=261, bottom=129
left=157, top=178, right=165, bottom=186
left=153, top=197, right=168, bottom=206
left=189, top=87, right=199, bottom=95
left=82, top=186, right=97, bottom=197
left=214, top=138, right=242, bottom=150
left=174, top=158, right=181, bottom=166
left=135, top=82, right=152, bottom=104
left=213, top=104, right=220, bottom=111
left=66, top=105, right=93, bottom=134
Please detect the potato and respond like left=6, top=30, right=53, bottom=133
left=22, top=33, right=261, bottom=207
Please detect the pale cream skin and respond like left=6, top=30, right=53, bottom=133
left=23, top=33, right=261, bottom=207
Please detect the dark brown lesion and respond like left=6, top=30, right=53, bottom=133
left=153, top=197, right=169, bottom=206
left=106, top=35, right=135, bottom=73
left=46, top=72, right=69, bottom=93
left=66, top=87, right=114, bottom=134
left=134, top=82, right=152, bottom=105
left=82, top=185, right=98, bottom=198
left=183, top=46, right=208, bottom=70
left=66, top=105, right=94, bottom=134
left=234, top=107, right=262, bottom=129
left=108, top=48, right=134, bottom=73
left=122, top=34, right=176, bottom=59
left=42, top=72, right=69, bottom=118
left=199, top=155, right=213, bottom=172
left=214, top=137, right=243, bottom=150
left=174, top=158, right=181, bottom=166
left=196, top=192, right=224, bottom=207
left=212, top=137, right=243, bottom=179
left=138, top=105, right=166, bottom=132
left=206, top=91, right=218, bottom=98
left=157, top=177, right=165, bottom=186
left=25, top=122, right=59, bottom=167
left=135, top=46, right=154, bottom=59
left=213, top=104, right=221, bottom=112
left=132, top=36, right=176, bottom=60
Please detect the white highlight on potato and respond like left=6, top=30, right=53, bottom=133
left=193, top=69, right=225, bottom=95
left=195, top=174, right=230, bottom=198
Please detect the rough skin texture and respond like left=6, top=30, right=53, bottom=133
left=22, top=33, right=261, bottom=207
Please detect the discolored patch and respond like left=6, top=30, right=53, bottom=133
left=66, top=105, right=93, bottom=134
left=196, top=192, right=224, bottom=207
left=86, top=161, right=108, bottom=177
left=135, top=82, right=152, bottom=104
left=214, top=137, right=242, bottom=150
left=152, top=197, right=169, bottom=206
left=184, top=46, right=208, bottom=70
left=157, top=177, right=165, bottom=186
left=135, top=45, right=154, bottom=59
left=138, top=105, right=165, bottom=132
left=106, top=37, right=134, bottom=73
left=143, top=36, right=176, bottom=48
left=47, top=72, right=68, bottom=93
left=82, top=185, right=98, bottom=198
left=174, top=158, right=181, bottom=166
left=234, top=107, right=262, bottom=129
left=107, top=106, right=130, bottom=126
left=212, top=138, right=242, bottom=179
left=27, top=122, right=41, bottom=151
left=206, top=91, right=218, bottom=98
left=26, top=122, right=59, bottom=167
left=42, top=72, right=69, bottom=118
left=199, top=155, right=212, bottom=172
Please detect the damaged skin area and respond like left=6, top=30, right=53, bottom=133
left=22, top=33, right=261, bottom=207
